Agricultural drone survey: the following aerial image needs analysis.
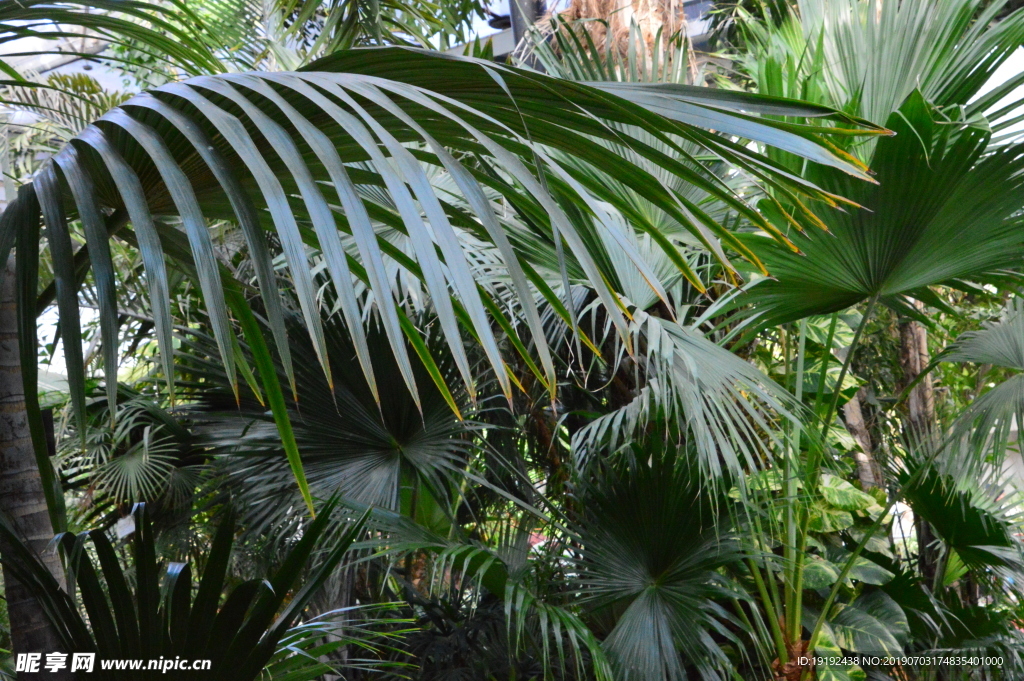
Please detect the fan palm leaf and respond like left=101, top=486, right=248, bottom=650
left=729, top=0, right=1024, bottom=329
left=937, top=299, right=1024, bottom=471
left=576, top=443, right=746, bottom=681
left=0, top=500, right=369, bottom=680
left=740, top=92, right=1024, bottom=328
left=898, top=453, right=1024, bottom=581
left=176, top=307, right=476, bottom=543
left=737, top=0, right=1024, bottom=143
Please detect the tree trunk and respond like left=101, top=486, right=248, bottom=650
left=0, top=255, right=68, bottom=678
left=899, top=303, right=941, bottom=589
left=842, top=388, right=882, bottom=489
left=899, top=309, right=935, bottom=442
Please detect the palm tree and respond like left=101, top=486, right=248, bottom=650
left=0, top=255, right=68, bottom=677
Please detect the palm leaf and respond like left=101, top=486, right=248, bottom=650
left=576, top=443, right=748, bottom=680
left=738, top=0, right=1024, bottom=135
left=0, top=500, right=370, bottom=680
left=938, top=299, right=1024, bottom=469
left=177, top=307, right=475, bottom=544
left=739, top=92, right=1024, bottom=328
left=1, top=48, right=877, bottom=514
left=0, top=0, right=223, bottom=78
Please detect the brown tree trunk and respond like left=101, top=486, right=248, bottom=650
left=899, top=309, right=935, bottom=441
left=899, top=303, right=941, bottom=589
left=842, top=388, right=882, bottom=489
left=0, top=255, right=69, bottom=678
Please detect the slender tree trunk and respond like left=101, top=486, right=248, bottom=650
left=899, top=303, right=941, bottom=589
left=899, top=309, right=935, bottom=441
left=0, top=256, right=68, bottom=679
left=842, top=388, right=882, bottom=489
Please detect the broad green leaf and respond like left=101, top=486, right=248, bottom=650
left=802, top=555, right=841, bottom=589
left=829, top=591, right=907, bottom=655
left=807, top=502, right=855, bottom=533
left=819, top=474, right=876, bottom=512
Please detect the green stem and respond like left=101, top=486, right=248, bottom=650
left=748, top=557, right=788, bottom=663
left=795, top=300, right=876, bottom=670
left=811, top=313, right=839, bottom=417
left=820, top=295, right=878, bottom=443
left=785, top=320, right=808, bottom=642
left=798, top=312, right=839, bottom=618
left=749, top=507, right=786, bottom=628
left=781, top=326, right=794, bottom=626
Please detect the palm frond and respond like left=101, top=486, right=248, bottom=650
left=576, top=443, right=747, bottom=680
left=938, top=300, right=1024, bottom=471
left=737, top=0, right=1024, bottom=135
left=0, top=0, right=223, bottom=78
left=177, top=307, right=476, bottom=544
left=1, top=47, right=880, bottom=511
left=740, top=93, right=1024, bottom=328
left=0, top=500, right=369, bottom=681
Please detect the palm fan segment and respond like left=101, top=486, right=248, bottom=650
left=898, top=454, right=1024, bottom=580
left=575, top=444, right=745, bottom=680
left=939, top=300, right=1024, bottom=466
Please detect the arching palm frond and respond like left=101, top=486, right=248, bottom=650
left=0, top=47, right=879, bottom=512
left=571, top=307, right=799, bottom=480
left=899, top=453, right=1024, bottom=587
left=478, top=23, right=807, bottom=480
left=0, top=0, right=223, bottom=81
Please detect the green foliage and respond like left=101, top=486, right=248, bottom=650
left=741, top=92, right=1024, bottom=328
left=0, top=500, right=368, bottom=679
left=576, top=444, right=746, bottom=680
left=7, top=0, right=1024, bottom=679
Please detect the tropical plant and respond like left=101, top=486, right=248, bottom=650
left=0, top=499, right=369, bottom=680
left=0, top=0, right=222, bottom=82
left=0, top=44, right=879, bottom=521
left=9, top=0, right=1024, bottom=679
left=573, top=443, right=746, bottom=681
left=709, top=0, right=1024, bottom=676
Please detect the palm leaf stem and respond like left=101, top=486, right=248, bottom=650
left=784, top=319, right=808, bottom=643
left=811, top=313, right=839, bottom=416
left=786, top=297, right=878, bottom=660
left=747, top=556, right=788, bottom=663
left=803, top=423, right=961, bottom=676
left=821, top=294, right=878, bottom=443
